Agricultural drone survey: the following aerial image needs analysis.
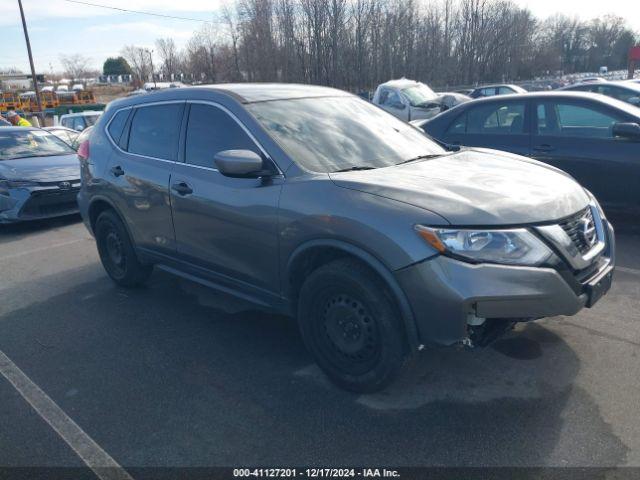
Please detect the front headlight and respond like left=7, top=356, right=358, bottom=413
left=415, top=225, right=552, bottom=266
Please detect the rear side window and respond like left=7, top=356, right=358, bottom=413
left=128, top=103, right=183, bottom=160
left=185, top=104, right=261, bottom=168
left=107, top=109, right=129, bottom=144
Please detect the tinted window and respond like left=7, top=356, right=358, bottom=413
left=128, top=103, right=183, bottom=160
left=185, top=104, right=260, bottom=168
left=107, top=109, right=129, bottom=144
left=446, top=113, right=467, bottom=134
left=600, top=86, right=639, bottom=103
left=464, top=102, right=526, bottom=134
left=536, top=102, right=621, bottom=138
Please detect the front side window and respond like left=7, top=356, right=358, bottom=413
left=0, top=130, right=74, bottom=160
left=127, top=103, right=183, bottom=160
left=600, top=86, right=640, bottom=103
left=537, top=102, right=621, bottom=138
left=381, top=90, right=403, bottom=108
left=185, top=104, right=261, bottom=168
left=247, top=96, right=444, bottom=173
left=545, top=103, right=620, bottom=138
left=465, top=102, right=526, bottom=134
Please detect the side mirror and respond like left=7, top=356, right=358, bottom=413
left=390, top=101, right=405, bottom=110
left=613, top=122, right=640, bottom=141
left=214, top=149, right=267, bottom=177
left=75, top=125, right=84, bottom=131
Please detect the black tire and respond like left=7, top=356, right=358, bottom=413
left=95, top=210, right=152, bottom=287
left=297, top=258, right=408, bottom=393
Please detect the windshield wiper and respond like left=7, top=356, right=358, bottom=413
left=333, top=166, right=377, bottom=173
left=395, top=153, right=448, bottom=166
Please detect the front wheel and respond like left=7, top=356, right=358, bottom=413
left=297, top=259, right=408, bottom=393
left=95, top=210, right=152, bottom=287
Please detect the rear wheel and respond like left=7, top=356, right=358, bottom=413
left=95, top=210, right=152, bottom=287
left=298, top=258, right=408, bottom=393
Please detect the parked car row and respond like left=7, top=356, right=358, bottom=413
left=413, top=91, right=640, bottom=215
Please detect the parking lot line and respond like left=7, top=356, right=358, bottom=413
left=0, top=350, right=134, bottom=480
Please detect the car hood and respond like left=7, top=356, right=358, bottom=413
left=0, top=154, right=79, bottom=182
left=329, top=148, right=590, bottom=225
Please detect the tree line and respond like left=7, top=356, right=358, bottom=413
left=105, top=0, right=637, bottom=91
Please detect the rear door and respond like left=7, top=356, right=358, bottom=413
left=531, top=98, right=639, bottom=210
left=440, top=99, right=531, bottom=155
left=169, top=102, right=283, bottom=298
left=106, top=102, right=184, bottom=255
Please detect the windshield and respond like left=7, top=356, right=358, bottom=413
left=402, top=84, right=437, bottom=106
left=0, top=130, right=75, bottom=160
left=247, top=96, right=445, bottom=173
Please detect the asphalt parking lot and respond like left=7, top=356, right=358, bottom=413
left=1, top=214, right=639, bottom=476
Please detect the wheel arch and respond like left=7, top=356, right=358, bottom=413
left=286, top=239, right=420, bottom=351
left=87, top=195, right=134, bottom=242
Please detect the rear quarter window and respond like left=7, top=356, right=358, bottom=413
left=107, top=109, right=130, bottom=145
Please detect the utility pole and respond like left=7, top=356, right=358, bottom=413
left=17, top=0, right=43, bottom=116
left=147, top=49, right=156, bottom=89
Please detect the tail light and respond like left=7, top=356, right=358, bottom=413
left=77, top=140, right=90, bottom=161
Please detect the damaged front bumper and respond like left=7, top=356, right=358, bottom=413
left=395, top=218, right=615, bottom=348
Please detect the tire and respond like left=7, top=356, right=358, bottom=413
left=95, top=210, right=152, bottom=287
left=297, top=258, right=408, bottom=393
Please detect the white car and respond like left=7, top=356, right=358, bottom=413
left=372, top=78, right=464, bottom=122
left=59, top=111, right=102, bottom=131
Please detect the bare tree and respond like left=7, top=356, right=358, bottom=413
left=59, top=54, right=91, bottom=80
left=121, top=45, right=152, bottom=85
left=156, top=38, right=180, bottom=79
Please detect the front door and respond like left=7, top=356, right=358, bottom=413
left=531, top=99, right=639, bottom=211
left=170, top=102, right=283, bottom=298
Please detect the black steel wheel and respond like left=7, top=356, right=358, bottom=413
left=95, top=210, right=152, bottom=287
left=298, top=258, right=408, bottom=392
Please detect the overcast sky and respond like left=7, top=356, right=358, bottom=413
left=1, top=0, right=638, bottom=73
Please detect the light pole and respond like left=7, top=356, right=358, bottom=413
left=17, top=0, right=43, bottom=117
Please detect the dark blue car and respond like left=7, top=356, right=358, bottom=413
left=416, top=92, right=640, bottom=215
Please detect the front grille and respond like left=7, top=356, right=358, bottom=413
left=559, top=207, right=597, bottom=255
left=19, top=188, right=80, bottom=218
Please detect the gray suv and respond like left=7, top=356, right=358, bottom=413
left=78, top=84, right=615, bottom=392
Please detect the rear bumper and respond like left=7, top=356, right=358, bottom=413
left=0, top=185, right=79, bottom=223
left=395, top=220, right=615, bottom=347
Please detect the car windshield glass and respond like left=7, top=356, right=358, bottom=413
left=402, top=84, right=437, bottom=106
left=247, top=96, right=445, bottom=173
left=0, top=130, right=75, bottom=160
